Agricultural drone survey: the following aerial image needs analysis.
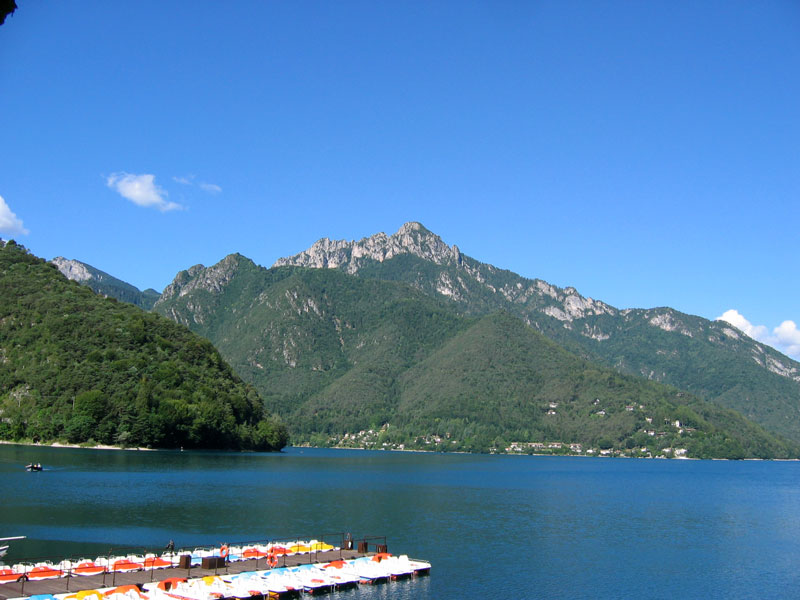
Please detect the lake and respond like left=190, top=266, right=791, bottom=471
left=2, top=445, right=800, bottom=599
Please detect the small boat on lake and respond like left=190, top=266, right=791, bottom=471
left=110, top=557, right=144, bottom=572
left=61, top=588, right=105, bottom=600
left=104, top=584, right=149, bottom=600
left=0, top=535, right=25, bottom=560
left=27, top=564, right=65, bottom=580
left=71, top=560, right=107, bottom=576
left=143, top=554, right=173, bottom=569
left=26, top=463, right=43, bottom=471
left=0, top=567, right=26, bottom=583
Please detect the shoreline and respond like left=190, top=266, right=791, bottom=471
left=0, top=440, right=282, bottom=454
left=0, top=439, right=154, bottom=452
left=3, top=439, right=797, bottom=461
left=294, top=443, right=800, bottom=461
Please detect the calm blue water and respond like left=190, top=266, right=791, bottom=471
left=2, top=445, right=800, bottom=599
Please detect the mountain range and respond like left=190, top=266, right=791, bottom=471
left=273, top=223, right=800, bottom=441
left=47, top=223, right=800, bottom=457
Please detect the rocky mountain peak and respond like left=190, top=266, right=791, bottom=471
left=396, top=221, right=429, bottom=235
left=273, top=221, right=462, bottom=273
left=51, top=257, right=98, bottom=283
left=48, top=256, right=161, bottom=309
left=156, top=253, right=243, bottom=305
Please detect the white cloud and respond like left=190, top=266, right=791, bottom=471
left=717, top=310, right=769, bottom=340
left=774, top=320, right=800, bottom=358
left=717, top=309, right=800, bottom=359
left=199, top=182, right=222, bottom=194
left=107, top=173, right=182, bottom=212
left=172, top=175, right=221, bottom=194
left=0, top=194, right=29, bottom=235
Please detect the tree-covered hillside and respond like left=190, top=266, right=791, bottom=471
left=371, top=254, right=800, bottom=443
left=276, top=224, right=800, bottom=444
left=153, top=254, right=796, bottom=459
left=0, top=241, right=287, bottom=451
left=387, top=312, right=794, bottom=458
left=155, top=255, right=470, bottom=422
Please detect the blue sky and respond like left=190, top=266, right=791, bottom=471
left=1, top=1, right=798, bottom=358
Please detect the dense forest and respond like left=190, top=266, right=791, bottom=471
left=0, top=241, right=287, bottom=451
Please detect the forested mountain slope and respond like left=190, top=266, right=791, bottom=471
left=276, top=222, right=800, bottom=443
left=0, top=241, right=287, bottom=451
left=153, top=253, right=796, bottom=458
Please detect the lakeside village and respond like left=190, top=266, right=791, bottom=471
left=314, top=401, right=694, bottom=459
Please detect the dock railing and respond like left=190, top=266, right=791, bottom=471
left=3, top=531, right=383, bottom=596
left=8, top=544, right=157, bottom=595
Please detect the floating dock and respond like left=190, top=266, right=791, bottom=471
left=0, top=536, right=430, bottom=600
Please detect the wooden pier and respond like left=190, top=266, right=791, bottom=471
left=0, top=548, right=370, bottom=600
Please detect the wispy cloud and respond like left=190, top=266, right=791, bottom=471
left=717, top=309, right=800, bottom=359
left=107, top=173, right=183, bottom=212
left=0, top=194, right=29, bottom=235
left=173, top=174, right=222, bottom=194
left=199, top=182, right=222, bottom=194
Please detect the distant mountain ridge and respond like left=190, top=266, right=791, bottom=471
left=149, top=251, right=797, bottom=458
left=51, top=257, right=161, bottom=310
left=275, top=222, right=629, bottom=321
left=274, top=222, right=800, bottom=442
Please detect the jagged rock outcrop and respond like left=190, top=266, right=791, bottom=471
left=50, top=257, right=161, bottom=310
left=52, top=257, right=95, bottom=282
left=158, top=254, right=243, bottom=303
left=275, top=221, right=616, bottom=331
left=274, top=222, right=463, bottom=273
left=154, top=254, right=248, bottom=327
left=274, top=222, right=617, bottom=332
